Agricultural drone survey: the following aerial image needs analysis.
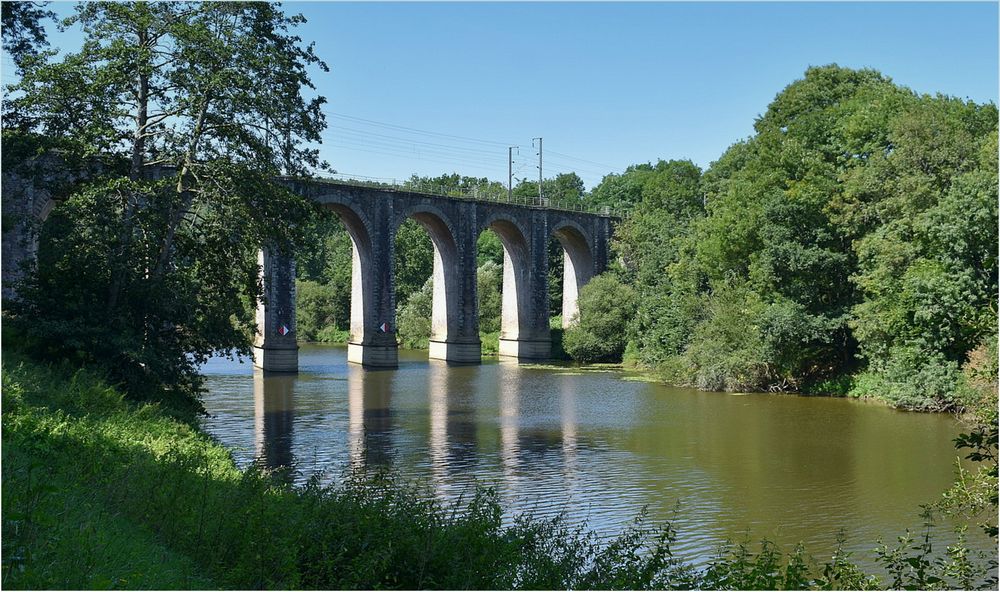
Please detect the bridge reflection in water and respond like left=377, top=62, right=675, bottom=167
left=207, top=344, right=987, bottom=572
left=247, top=359, right=580, bottom=499
left=252, top=371, right=295, bottom=470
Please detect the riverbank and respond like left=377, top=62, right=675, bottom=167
left=3, top=347, right=995, bottom=589
left=306, top=322, right=983, bottom=415
left=305, top=318, right=568, bottom=360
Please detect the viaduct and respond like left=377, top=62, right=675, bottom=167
left=1, top=158, right=616, bottom=372
left=254, top=180, right=616, bottom=372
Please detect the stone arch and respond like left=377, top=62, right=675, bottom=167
left=551, top=219, right=595, bottom=328
left=393, top=205, right=462, bottom=352
left=317, top=198, right=377, bottom=349
left=476, top=214, right=532, bottom=342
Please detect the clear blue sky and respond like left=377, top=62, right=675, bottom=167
left=11, top=1, right=1000, bottom=189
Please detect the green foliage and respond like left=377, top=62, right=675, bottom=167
left=478, top=261, right=503, bottom=334
left=513, top=172, right=585, bottom=203
left=1, top=1, right=54, bottom=67
left=293, top=213, right=354, bottom=340
left=403, top=172, right=506, bottom=199
left=548, top=236, right=565, bottom=318
left=937, top=336, right=999, bottom=539
left=848, top=346, right=972, bottom=411
left=549, top=316, right=568, bottom=361
left=480, top=331, right=500, bottom=356
left=5, top=3, right=329, bottom=408
left=295, top=280, right=341, bottom=342
left=564, top=274, right=637, bottom=363
left=843, top=97, right=998, bottom=408
left=672, top=275, right=829, bottom=392
left=394, top=218, right=434, bottom=308
left=397, top=276, right=433, bottom=349
left=601, top=160, right=704, bottom=368
left=477, top=232, right=504, bottom=267
left=610, top=65, right=997, bottom=409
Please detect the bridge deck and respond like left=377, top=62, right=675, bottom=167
left=283, top=177, right=619, bottom=219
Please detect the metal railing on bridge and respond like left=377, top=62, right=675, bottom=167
left=298, top=173, right=619, bottom=218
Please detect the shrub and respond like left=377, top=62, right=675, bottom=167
left=397, top=277, right=432, bottom=349
left=563, top=274, right=637, bottom=363
left=849, top=345, right=972, bottom=411
left=680, top=275, right=772, bottom=391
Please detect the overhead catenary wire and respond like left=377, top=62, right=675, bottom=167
left=325, top=111, right=517, bottom=147
left=321, top=138, right=509, bottom=169
left=320, top=134, right=538, bottom=171
left=545, top=149, right=620, bottom=171
left=321, top=110, right=625, bottom=178
left=321, top=142, right=514, bottom=175
left=324, top=124, right=511, bottom=158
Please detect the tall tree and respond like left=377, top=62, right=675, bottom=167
left=6, top=2, right=329, bottom=410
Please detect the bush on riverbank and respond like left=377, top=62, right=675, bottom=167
left=3, top=347, right=996, bottom=590
left=564, top=274, right=637, bottom=363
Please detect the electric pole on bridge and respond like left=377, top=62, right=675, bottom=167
left=533, top=137, right=543, bottom=201
left=508, top=146, right=518, bottom=202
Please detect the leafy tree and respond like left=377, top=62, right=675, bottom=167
left=563, top=273, right=637, bottom=363
left=403, top=172, right=505, bottom=199
left=477, top=261, right=502, bottom=334
left=396, top=276, right=432, bottom=349
left=1, top=1, right=54, bottom=67
left=296, top=280, right=337, bottom=342
left=394, top=219, right=433, bottom=308
left=512, top=172, right=585, bottom=205
left=841, top=96, right=998, bottom=409
left=611, top=65, right=996, bottom=408
left=476, top=232, right=503, bottom=267
left=6, top=2, right=328, bottom=409
left=603, top=160, right=704, bottom=367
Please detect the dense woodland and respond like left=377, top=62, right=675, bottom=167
left=299, top=66, right=998, bottom=413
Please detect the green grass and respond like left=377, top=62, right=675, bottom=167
left=2, top=348, right=994, bottom=590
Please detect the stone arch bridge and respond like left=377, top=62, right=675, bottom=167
left=255, top=180, right=616, bottom=372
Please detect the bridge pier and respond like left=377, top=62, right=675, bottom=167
left=496, top=212, right=552, bottom=362
left=253, top=248, right=299, bottom=373
left=497, top=338, right=551, bottom=360
left=346, top=198, right=398, bottom=368
left=424, top=205, right=482, bottom=364
left=347, top=343, right=398, bottom=366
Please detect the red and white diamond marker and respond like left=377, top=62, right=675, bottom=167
left=278, top=324, right=290, bottom=336
left=379, top=322, right=389, bottom=333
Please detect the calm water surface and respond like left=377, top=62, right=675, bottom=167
left=200, top=344, right=995, bottom=567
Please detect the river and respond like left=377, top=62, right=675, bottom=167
left=200, top=343, right=996, bottom=569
